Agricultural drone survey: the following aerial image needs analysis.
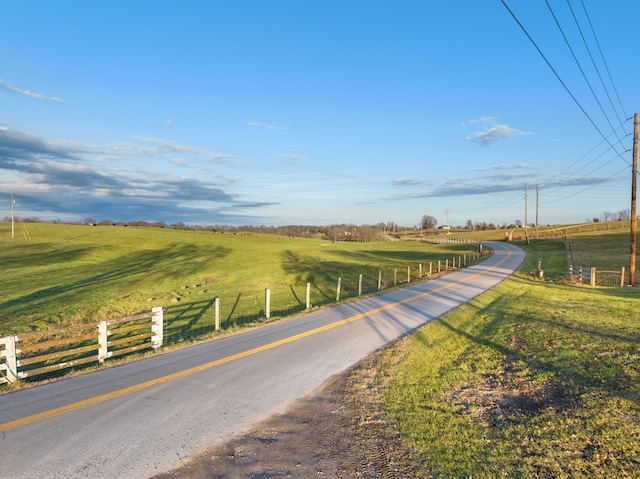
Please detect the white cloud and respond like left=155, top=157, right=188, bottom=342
left=0, top=79, right=69, bottom=104
left=275, top=154, right=305, bottom=164
left=465, top=117, right=533, bottom=146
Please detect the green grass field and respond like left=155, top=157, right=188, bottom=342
left=374, top=234, right=640, bottom=477
left=0, top=222, right=480, bottom=340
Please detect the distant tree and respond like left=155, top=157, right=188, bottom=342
left=465, top=219, right=474, bottom=229
left=420, top=215, right=438, bottom=230
left=514, top=219, right=523, bottom=227
left=601, top=211, right=614, bottom=222
left=617, top=209, right=631, bottom=221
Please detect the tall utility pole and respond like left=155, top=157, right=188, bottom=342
left=535, top=184, right=539, bottom=239
left=630, top=113, right=638, bottom=286
left=445, top=209, right=450, bottom=235
left=524, top=184, right=529, bottom=242
left=11, top=193, right=15, bottom=239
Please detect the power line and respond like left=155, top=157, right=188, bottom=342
left=500, top=0, right=628, bottom=164
left=566, top=0, right=626, bottom=129
left=580, top=0, right=627, bottom=119
left=545, top=0, right=623, bottom=149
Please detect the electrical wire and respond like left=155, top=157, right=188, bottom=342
left=500, top=0, right=628, bottom=165
left=545, top=0, right=623, bottom=149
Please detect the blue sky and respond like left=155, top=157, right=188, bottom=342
left=1, top=1, right=638, bottom=228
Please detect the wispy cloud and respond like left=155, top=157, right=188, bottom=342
left=465, top=117, right=533, bottom=146
left=393, top=178, right=427, bottom=187
left=0, top=79, right=69, bottom=104
left=471, top=163, right=534, bottom=172
left=247, top=121, right=285, bottom=130
left=275, top=153, right=305, bottom=164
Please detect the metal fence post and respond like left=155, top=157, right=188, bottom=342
left=336, top=278, right=341, bottom=301
left=358, top=274, right=363, bottom=295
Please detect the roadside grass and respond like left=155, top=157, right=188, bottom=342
left=377, top=238, right=640, bottom=477
left=0, top=222, right=480, bottom=339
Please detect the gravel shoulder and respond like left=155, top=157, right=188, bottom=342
left=152, top=349, right=420, bottom=478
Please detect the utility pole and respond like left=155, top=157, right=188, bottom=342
left=11, top=193, right=15, bottom=239
left=445, top=209, right=450, bottom=235
left=630, top=113, right=638, bottom=286
left=524, top=184, right=529, bottom=242
left=535, top=184, right=539, bottom=239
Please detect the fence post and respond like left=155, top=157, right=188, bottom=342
left=394, top=268, right=397, bottom=285
left=265, top=289, right=271, bottom=319
left=2, top=336, right=19, bottom=383
left=98, top=321, right=108, bottom=364
left=336, top=278, right=341, bottom=301
left=621, top=267, right=626, bottom=287
left=358, top=274, right=363, bottom=295
left=306, top=282, right=311, bottom=309
left=464, top=255, right=467, bottom=267
left=438, top=260, right=441, bottom=273
left=459, top=256, right=462, bottom=268
left=407, top=266, right=411, bottom=283
left=590, top=267, right=596, bottom=287
left=429, top=262, right=432, bottom=276
left=446, top=259, right=449, bottom=270
left=215, top=297, right=220, bottom=330
left=419, top=263, right=423, bottom=278
left=151, top=306, right=164, bottom=349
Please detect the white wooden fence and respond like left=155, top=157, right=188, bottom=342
left=0, top=307, right=163, bottom=384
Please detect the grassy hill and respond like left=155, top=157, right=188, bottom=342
left=0, top=222, right=480, bottom=339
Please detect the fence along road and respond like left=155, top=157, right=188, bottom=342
left=0, top=241, right=525, bottom=479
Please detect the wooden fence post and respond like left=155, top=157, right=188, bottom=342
left=446, top=259, right=449, bottom=270
left=419, top=263, right=423, bottom=278
left=621, top=267, right=626, bottom=288
left=378, top=271, right=382, bottom=290
left=1, top=336, right=19, bottom=383
left=407, top=266, right=411, bottom=283
left=590, top=267, right=596, bottom=287
left=394, top=268, right=397, bottom=285
left=151, top=306, right=163, bottom=349
left=438, top=260, right=441, bottom=273
left=358, top=274, right=363, bottom=295
left=429, top=262, right=432, bottom=276
left=265, top=289, right=271, bottom=319
left=215, top=297, right=220, bottom=330
left=336, top=278, right=341, bottom=301
left=98, top=321, right=108, bottom=364
left=306, top=282, right=311, bottom=309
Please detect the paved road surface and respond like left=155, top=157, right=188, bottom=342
left=0, top=241, right=524, bottom=478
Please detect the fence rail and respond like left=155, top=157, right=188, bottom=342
left=0, top=307, right=163, bottom=384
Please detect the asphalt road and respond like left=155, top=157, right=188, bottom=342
left=0, top=241, right=525, bottom=479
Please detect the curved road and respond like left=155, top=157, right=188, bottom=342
left=0, top=241, right=524, bottom=478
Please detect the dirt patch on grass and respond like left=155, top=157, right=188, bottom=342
left=152, top=351, right=421, bottom=478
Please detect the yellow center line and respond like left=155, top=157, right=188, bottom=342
left=0, top=245, right=514, bottom=433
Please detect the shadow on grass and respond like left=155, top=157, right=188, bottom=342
left=0, top=244, right=232, bottom=327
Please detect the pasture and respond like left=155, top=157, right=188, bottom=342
left=0, top=222, right=479, bottom=341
